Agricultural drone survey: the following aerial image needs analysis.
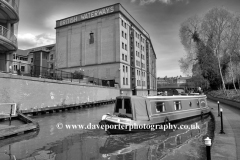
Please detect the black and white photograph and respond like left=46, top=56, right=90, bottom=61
left=0, top=0, right=240, bottom=159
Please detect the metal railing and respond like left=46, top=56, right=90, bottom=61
left=0, top=103, right=16, bottom=116
left=0, top=25, right=18, bottom=47
left=0, top=59, right=117, bottom=87
left=2, top=0, right=19, bottom=14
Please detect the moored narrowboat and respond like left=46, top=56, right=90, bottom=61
left=99, top=95, right=210, bottom=134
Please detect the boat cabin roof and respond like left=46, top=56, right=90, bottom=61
left=114, top=95, right=207, bottom=121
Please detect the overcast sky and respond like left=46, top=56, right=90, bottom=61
left=18, top=0, right=240, bottom=77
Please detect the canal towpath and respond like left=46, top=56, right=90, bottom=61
left=207, top=99, right=240, bottom=160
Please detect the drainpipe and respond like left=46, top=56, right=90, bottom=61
left=40, top=51, right=42, bottom=77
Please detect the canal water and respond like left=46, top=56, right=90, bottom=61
left=0, top=104, right=213, bottom=160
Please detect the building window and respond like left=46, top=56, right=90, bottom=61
left=125, top=55, right=127, bottom=61
left=122, top=20, right=124, bottom=26
left=122, top=31, right=124, bottom=37
left=14, top=65, right=17, bottom=71
left=124, top=22, right=126, bottom=28
left=125, top=33, right=127, bottom=39
left=50, top=54, right=53, bottom=60
left=89, top=32, right=94, bottom=44
left=126, top=78, right=128, bottom=85
left=31, top=58, right=33, bottom=63
left=122, top=42, right=124, bottom=49
left=123, top=77, right=125, bottom=85
left=122, top=54, right=124, bottom=60
left=125, top=44, right=127, bottom=50
left=21, top=66, right=25, bottom=72
left=126, top=66, right=128, bottom=72
left=123, top=65, right=125, bottom=72
left=50, top=63, right=54, bottom=69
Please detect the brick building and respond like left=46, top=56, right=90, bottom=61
left=55, top=3, right=157, bottom=96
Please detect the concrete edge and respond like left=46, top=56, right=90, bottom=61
left=0, top=73, right=119, bottom=90
left=0, top=113, right=39, bottom=140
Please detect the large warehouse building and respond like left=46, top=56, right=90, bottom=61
left=55, top=3, right=157, bottom=96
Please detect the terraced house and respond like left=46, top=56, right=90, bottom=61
left=55, top=3, right=157, bottom=96
left=0, top=0, right=19, bottom=72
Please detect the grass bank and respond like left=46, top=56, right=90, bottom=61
left=207, top=89, right=240, bottom=102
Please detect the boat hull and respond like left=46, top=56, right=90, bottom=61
left=99, top=111, right=210, bottom=135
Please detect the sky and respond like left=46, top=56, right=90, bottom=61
left=17, top=0, right=240, bottom=77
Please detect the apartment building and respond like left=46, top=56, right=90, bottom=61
left=0, top=0, right=19, bottom=72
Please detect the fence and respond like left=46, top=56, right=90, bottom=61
left=0, top=25, right=18, bottom=47
left=0, top=59, right=116, bottom=87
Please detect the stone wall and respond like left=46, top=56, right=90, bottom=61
left=0, top=74, right=120, bottom=110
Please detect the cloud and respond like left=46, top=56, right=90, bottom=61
left=138, top=0, right=187, bottom=5
left=18, top=33, right=55, bottom=50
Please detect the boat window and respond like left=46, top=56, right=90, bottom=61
left=124, top=99, right=132, bottom=114
left=174, top=101, right=181, bottom=110
left=197, top=100, right=200, bottom=107
left=115, top=99, right=122, bottom=113
left=189, top=101, right=192, bottom=107
left=156, top=102, right=165, bottom=113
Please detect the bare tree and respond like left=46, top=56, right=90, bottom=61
left=199, top=8, right=234, bottom=94
left=224, top=15, right=240, bottom=92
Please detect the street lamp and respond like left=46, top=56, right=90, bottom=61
left=204, top=137, right=212, bottom=160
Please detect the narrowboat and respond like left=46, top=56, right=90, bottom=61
left=99, top=95, right=210, bottom=134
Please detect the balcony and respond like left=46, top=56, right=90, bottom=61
left=0, top=25, right=17, bottom=51
left=0, top=0, right=19, bottom=23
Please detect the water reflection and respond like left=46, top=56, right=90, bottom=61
left=99, top=116, right=209, bottom=160
left=0, top=104, right=211, bottom=160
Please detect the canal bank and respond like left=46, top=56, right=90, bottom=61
left=0, top=113, right=39, bottom=140
left=207, top=95, right=240, bottom=160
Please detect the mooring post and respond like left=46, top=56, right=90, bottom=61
left=217, top=101, right=220, bottom=117
left=220, top=108, right=225, bottom=134
left=9, top=104, right=13, bottom=126
left=204, top=137, right=211, bottom=160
